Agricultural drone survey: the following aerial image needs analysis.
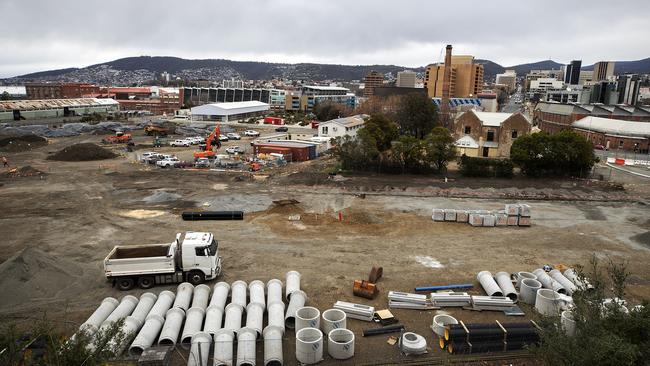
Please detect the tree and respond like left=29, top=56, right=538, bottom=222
left=422, top=127, right=456, bottom=172
left=313, top=101, right=350, bottom=121
left=0, top=91, right=10, bottom=101
left=390, top=135, right=424, bottom=173
left=395, top=93, right=439, bottom=138
left=359, top=114, right=399, bottom=152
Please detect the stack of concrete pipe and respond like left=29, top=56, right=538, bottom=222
left=77, top=297, right=120, bottom=336
left=204, top=282, right=230, bottom=335
left=129, top=291, right=175, bottom=356
left=533, top=268, right=567, bottom=294
left=180, top=284, right=211, bottom=348
left=285, top=271, right=307, bottom=329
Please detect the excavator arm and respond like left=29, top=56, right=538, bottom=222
left=193, top=125, right=221, bottom=160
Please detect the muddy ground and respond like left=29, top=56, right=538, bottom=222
left=1, top=130, right=650, bottom=365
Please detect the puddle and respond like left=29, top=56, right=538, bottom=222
left=412, top=255, right=444, bottom=268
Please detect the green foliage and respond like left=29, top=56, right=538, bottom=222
left=459, top=155, right=514, bottom=178
left=313, top=101, right=349, bottom=121
left=395, top=93, right=439, bottom=138
left=510, top=130, right=597, bottom=177
left=359, top=114, right=399, bottom=152
left=423, top=127, right=457, bottom=172
left=0, top=91, right=10, bottom=101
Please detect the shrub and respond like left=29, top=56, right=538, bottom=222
left=459, top=155, right=513, bottom=178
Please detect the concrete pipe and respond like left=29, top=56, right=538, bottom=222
left=158, top=307, right=186, bottom=346
left=192, top=284, right=211, bottom=311
left=263, top=325, right=284, bottom=366
left=100, top=295, right=139, bottom=330
left=516, top=272, right=537, bottom=289
left=246, top=302, right=265, bottom=338
left=321, top=309, right=346, bottom=336
left=533, top=269, right=566, bottom=294
left=561, top=310, right=576, bottom=336
left=249, top=280, right=266, bottom=308
left=431, top=314, right=458, bottom=337
left=214, top=329, right=235, bottom=366
left=231, top=280, right=248, bottom=309
left=181, top=307, right=206, bottom=349
left=236, top=327, right=257, bottom=366
left=284, top=290, right=307, bottom=329
left=223, top=303, right=244, bottom=334
left=295, top=327, right=323, bottom=365
left=131, top=292, right=158, bottom=325
left=188, top=331, right=212, bottom=366
left=147, top=290, right=175, bottom=321
left=204, top=304, right=225, bottom=335
left=563, top=268, right=593, bottom=290
left=109, top=315, right=142, bottom=355
left=285, top=271, right=301, bottom=301
left=266, top=279, right=283, bottom=305
left=535, top=288, right=564, bottom=316
left=210, top=282, right=231, bottom=310
left=295, top=307, right=320, bottom=333
left=520, top=278, right=542, bottom=305
left=129, top=314, right=164, bottom=357
left=267, top=301, right=286, bottom=334
left=174, top=282, right=195, bottom=312
left=327, top=328, right=354, bottom=360
left=477, top=271, right=503, bottom=297
left=495, top=272, right=518, bottom=302
left=549, top=270, right=577, bottom=295
left=79, top=297, right=119, bottom=335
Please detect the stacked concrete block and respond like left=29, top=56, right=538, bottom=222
left=469, top=213, right=484, bottom=227
left=507, top=215, right=519, bottom=226
left=482, top=214, right=496, bottom=227
left=456, top=210, right=469, bottom=223
left=495, top=213, right=508, bottom=226
left=444, top=209, right=457, bottom=222
left=433, top=204, right=531, bottom=228
left=432, top=209, right=445, bottom=222
left=505, top=204, right=520, bottom=216
left=519, top=204, right=531, bottom=217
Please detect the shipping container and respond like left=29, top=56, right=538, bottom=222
left=264, top=116, right=285, bottom=125
left=253, top=143, right=311, bottom=161
left=258, top=146, right=293, bottom=162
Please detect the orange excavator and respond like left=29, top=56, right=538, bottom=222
left=193, top=125, right=221, bottom=160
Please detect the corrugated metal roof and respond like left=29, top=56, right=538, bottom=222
left=191, top=101, right=270, bottom=116
left=320, top=114, right=367, bottom=128
left=572, top=116, right=650, bottom=138
left=0, top=98, right=119, bottom=111
left=455, top=135, right=479, bottom=148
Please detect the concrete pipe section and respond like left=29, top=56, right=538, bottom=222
left=188, top=331, right=212, bottom=366
left=322, top=309, right=346, bottom=336
left=520, top=278, right=542, bottom=304
left=295, top=327, right=323, bottom=365
left=203, top=304, right=225, bottom=335
left=246, top=302, right=265, bottom=338
left=516, top=271, right=537, bottom=289
left=129, top=314, right=165, bottom=357
left=564, top=268, right=593, bottom=290
left=223, top=303, right=244, bottom=334
left=561, top=310, right=576, bottom=336
left=231, top=280, right=248, bottom=309
left=108, top=315, right=142, bottom=355
left=210, top=282, right=231, bottom=310
left=477, top=271, right=503, bottom=297
left=535, top=288, right=565, bottom=316
left=431, top=315, right=458, bottom=337
left=263, top=325, right=284, bottom=366
left=173, top=282, right=195, bottom=312
left=79, top=297, right=119, bottom=335
left=495, top=272, right=518, bottom=302
left=100, top=295, right=139, bottom=331
left=181, top=307, right=206, bottom=349
left=192, top=284, right=211, bottom=311
left=285, top=271, right=301, bottom=301
left=267, top=279, right=283, bottom=305
left=213, top=329, right=235, bottom=366
left=147, top=290, right=175, bottom=321
left=158, top=307, right=186, bottom=346
left=327, top=328, right=355, bottom=360
left=236, top=327, right=257, bottom=366
left=285, top=290, right=307, bottom=329
left=296, top=307, right=320, bottom=333
left=267, top=301, right=286, bottom=334
left=130, top=292, right=158, bottom=325
left=549, top=269, right=577, bottom=295
left=249, top=280, right=266, bottom=308
left=533, top=269, right=566, bottom=294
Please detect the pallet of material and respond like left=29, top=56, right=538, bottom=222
left=469, top=295, right=515, bottom=311
left=507, top=215, right=519, bottom=226
left=334, top=300, right=375, bottom=322
left=482, top=214, right=496, bottom=227
left=518, top=216, right=531, bottom=226
left=495, top=213, right=508, bottom=226
left=469, top=213, right=483, bottom=227
left=456, top=210, right=469, bottom=223
left=444, top=209, right=457, bottom=221
left=388, top=300, right=439, bottom=310
left=432, top=209, right=445, bottom=222
left=430, top=292, right=472, bottom=307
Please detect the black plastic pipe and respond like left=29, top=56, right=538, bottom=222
left=362, top=324, right=405, bottom=337
left=182, top=211, right=244, bottom=221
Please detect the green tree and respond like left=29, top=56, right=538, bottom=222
left=313, top=101, right=348, bottom=121
left=395, top=93, right=439, bottom=138
left=422, top=127, right=456, bottom=172
left=0, top=91, right=10, bottom=101
left=390, top=135, right=424, bottom=173
left=359, top=114, right=399, bottom=152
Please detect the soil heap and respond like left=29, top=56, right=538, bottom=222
left=47, top=143, right=117, bottom=161
left=3, top=165, right=45, bottom=178
left=0, top=135, right=48, bottom=152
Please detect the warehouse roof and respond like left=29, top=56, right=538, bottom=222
left=469, top=110, right=530, bottom=127
left=190, top=101, right=270, bottom=116
left=320, top=114, right=367, bottom=128
left=0, top=98, right=119, bottom=112
left=0, top=86, right=26, bottom=96
left=572, top=116, right=650, bottom=138
left=303, top=85, right=350, bottom=91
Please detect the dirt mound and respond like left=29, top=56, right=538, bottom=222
left=48, top=143, right=117, bottom=161
left=0, top=135, right=48, bottom=152
left=3, top=165, right=45, bottom=178
left=0, top=248, right=81, bottom=307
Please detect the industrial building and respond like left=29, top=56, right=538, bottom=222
left=534, top=102, right=650, bottom=134
left=190, top=101, right=269, bottom=122
left=25, top=82, right=100, bottom=100
left=0, top=86, right=27, bottom=99
left=318, top=115, right=367, bottom=139
left=0, top=98, right=120, bottom=122
left=284, top=86, right=356, bottom=112
left=396, top=71, right=417, bottom=88
left=424, top=55, right=484, bottom=98
left=180, top=87, right=276, bottom=109
left=363, top=71, right=384, bottom=97
left=572, top=116, right=650, bottom=153
left=453, top=110, right=531, bottom=158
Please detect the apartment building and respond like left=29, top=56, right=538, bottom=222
left=364, top=71, right=384, bottom=97
left=424, top=55, right=484, bottom=98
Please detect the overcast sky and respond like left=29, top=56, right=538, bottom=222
left=1, top=0, right=649, bottom=77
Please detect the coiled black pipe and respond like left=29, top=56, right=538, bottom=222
left=362, top=324, right=405, bottom=337
left=181, top=211, right=244, bottom=220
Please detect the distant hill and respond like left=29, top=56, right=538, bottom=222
left=582, top=57, right=650, bottom=74
left=505, top=60, right=564, bottom=75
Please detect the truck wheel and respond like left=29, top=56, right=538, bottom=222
left=187, top=271, right=205, bottom=286
left=138, top=276, right=155, bottom=289
left=117, top=277, right=135, bottom=291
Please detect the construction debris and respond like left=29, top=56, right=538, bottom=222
left=353, top=280, right=378, bottom=299
left=369, top=266, right=383, bottom=283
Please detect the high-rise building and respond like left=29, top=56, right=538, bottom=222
left=495, top=70, right=516, bottom=90
left=617, top=74, right=641, bottom=105
left=424, top=55, right=484, bottom=98
left=364, top=71, right=384, bottom=97
left=564, top=60, right=582, bottom=85
left=578, top=71, right=593, bottom=85
left=592, top=61, right=615, bottom=81
left=396, top=71, right=417, bottom=88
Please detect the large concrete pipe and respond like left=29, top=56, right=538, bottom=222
left=535, top=288, right=565, bottom=316
left=295, top=327, right=323, bottom=365
left=204, top=304, right=224, bottom=335
left=100, top=295, right=139, bottom=330
left=108, top=315, right=142, bottom=355
left=533, top=269, right=566, bottom=294
left=236, top=327, right=257, bottom=366
left=223, top=303, right=244, bottom=334
left=563, top=268, right=593, bottom=290
left=549, top=270, right=577, bottom=295
left=431, top=314, right=458, bottom=337
left=495, top=272, right=518, bottom=302
left=285, top=271, right=301, bottom=300
left=477, top=271, right=503, bottom=297
left=285, top=290, right=307, bottom=329
left=147, top=290, right=175, bottom=321
left=188, top=331, right=212, bottom=366
left=295, top=307, right=320, bottom=333
left=267, top=301, right=285, bottom=334
left=231, top=280, right=248, bottom=309
left=214, top=329, right=235, bottom=366
left=561, top=310, right=576, bottom=336
left=174, top=282, right=195, bottom=312
left=192, top=284, right=211, bottom=311
left=181, top=307, right=206, bottom=348
left=79, top=297, right=119, bottom=335
left=520, top=278, right=542, bottom=304
left=129, top=314, right=164, bottom=357
left=249, top=280, right=266, bottom=308
left=263, top=325, right=284, bottom=366
left=210, top=282, right=231, bottom=310
left=246, top=302, right=265, bottom=338
left=516, top=272, right=537, bottom=289
left=327, top=328, right=355, bottom=360
left=321, top=309, right=346, bottom=336
left=267, top=279, right=283, bottom=305
left=131, top=292, right=158, bottom=325
left=158, top=307, right=186, bottom=345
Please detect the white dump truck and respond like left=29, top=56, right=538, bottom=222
left=104, top=232, right=223, bottom=290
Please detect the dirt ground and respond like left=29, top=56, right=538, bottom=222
left=1, top=130, right=650, bottom=365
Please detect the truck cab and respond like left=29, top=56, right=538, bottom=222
left=178, top=232, right=221, bottom=284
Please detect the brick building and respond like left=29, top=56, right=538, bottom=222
left=26, top=82, right=99, bottom=99
left=453, top=110, right=531, bottom=158
left=572, top=116, right=650, bottom=153
left=534, top=102, right=650, bottom=134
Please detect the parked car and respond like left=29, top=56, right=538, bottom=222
left=594, top=144, right=607, bottom=151
left=140, top=151, right=157, bottom=162
left=195, top=158, right=211, bottom=168
left=219, top=134, right=229, bottom=142
left=145, top=153, right=166, bottom=164
left=156, top=157, right=180, bottom=168
left=227, top=133, right=241, bottom=140
left=244, top=130, right=260, bottom=137
left=170, top=139, right=190, bottom=147
left=226, top=146, right=245, bottom=154
left=275, top=126, right=288, bottom=132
